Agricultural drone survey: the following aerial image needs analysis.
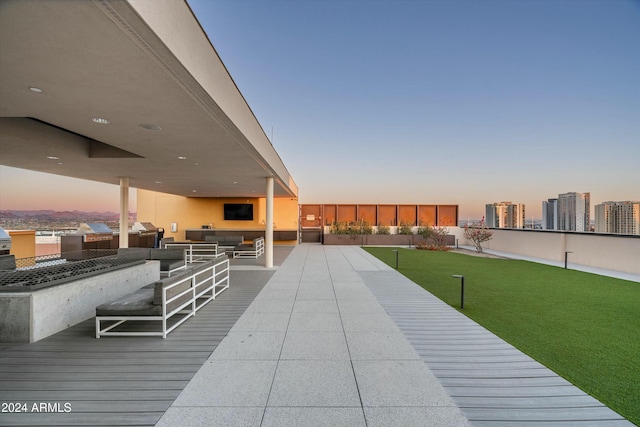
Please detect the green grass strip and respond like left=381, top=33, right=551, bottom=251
left=364, top=247, right=640, bottom=425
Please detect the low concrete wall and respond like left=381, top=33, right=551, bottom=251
left=0, top=261, right=160, bottom=343
left=466, top=229, right=640, bottom=276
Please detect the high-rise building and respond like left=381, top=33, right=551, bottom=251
left=557, top=192, right=590, bottom=232
left=595, top=201, right=640, bottom=235
left=542, top=198, right=558, bottom=230
left=485, top=202, right=525, bottom=228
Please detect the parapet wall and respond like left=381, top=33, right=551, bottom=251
left=466, top=228, right=640, bottom=276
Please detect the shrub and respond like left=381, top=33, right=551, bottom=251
left=417, top=224, right=450, bottom=250
left=431, top=225, right=450, bottom=248
left=329, top=220, right=373, bottom=236
left=376, top=223, right=390, bottom=235
left=398, top=220, right=414, bottom=235
left=354, top=219, right=373, bottom=235
left=416, top=242, right=451, bottom=251
left=329, top=221, right=348, bottom=234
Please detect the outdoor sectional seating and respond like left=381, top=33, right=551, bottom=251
left=163, top=242, right=224, bottom=263
left=204, top=235, right=244, bottom=253
left=232, top=237, right=265, bottom=259
left=117, top=247, right=186, bottom=277
left=95, top=256, right=229, bottom=338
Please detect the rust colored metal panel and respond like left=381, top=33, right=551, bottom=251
left=357, top=205, right=377, bottom=224
left=337, top=205, right=357, bottom=223
left=300, top=204, right=322, bottom=227
left=438, top=205, right=459, bottom=226
left=418, top=205, right=437, bottom=226
left=323, top=205, right=337, bottom=226
left=378, top=205, right=397, bottom=226
left=398, top=205, right=418, bottom=226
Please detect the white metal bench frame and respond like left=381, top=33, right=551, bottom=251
left=161, top=256, right=187, bottom=277
left=233, top=237, right=265, bottom=259
left=96, top=257, right=229, bottom=339
left=164, top=242, right=224, bottom=263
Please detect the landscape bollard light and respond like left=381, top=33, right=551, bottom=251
left=456, top=239, right=459, bottom=249
left=565, top=251, right=572, bottom=269
left=392, top=250, right=399, bottom=269
left=452, top=275, right=465, bottom=309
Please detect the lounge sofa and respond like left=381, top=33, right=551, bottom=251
left=204, top=235, right=244, bottom=252
left=95, top=256, right=229, bottom=338
left=232, top=237, right=265, bottom=259
left=163, top=242, right=224, bottom=263
left=117, top=248, right=186, bottom=276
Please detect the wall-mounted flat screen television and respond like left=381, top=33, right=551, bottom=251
left=224, top=203, right=254, bottom=221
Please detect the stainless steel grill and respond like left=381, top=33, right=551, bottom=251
left=0, top=226, right=11, bottom=254
left=75, top=222, right=114, bottom=243
left=133, top=222, right=157, bottom=237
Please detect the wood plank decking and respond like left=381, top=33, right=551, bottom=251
left=0, top=269, right=273, bottom=427
left=360, top=268, right=633, bottom=427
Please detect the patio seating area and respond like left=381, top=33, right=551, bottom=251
left=0, top=245, right=632, bottom=426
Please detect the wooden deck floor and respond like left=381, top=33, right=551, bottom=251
left=360, top=269, right=633, bottom=427
left=0, top=269, right=273, bottom=427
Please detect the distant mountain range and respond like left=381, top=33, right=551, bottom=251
left=0, top=210, right=131, bottom=220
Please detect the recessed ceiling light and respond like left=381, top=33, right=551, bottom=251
left=178, top=156, right=187, bottom=160
left=29, top=87, right=43, bottom=93
left=92, top=117, right=110, bottom=125
left=192, top=190, right=197, bottom=193
left=139, top=124, right=162, bottom=131
left=46, top=156, right=60, bottom=160
left=233, top=181, right=238, bottom=184
left=155, top=181, right=162, bottom=184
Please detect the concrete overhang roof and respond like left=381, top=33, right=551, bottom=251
left=0, top=0, right=298, bottom=199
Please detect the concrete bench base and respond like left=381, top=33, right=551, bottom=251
left=0, top=261, right=160, bottom=343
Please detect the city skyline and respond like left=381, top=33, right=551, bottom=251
left=1, top=0, right=639, bottom=219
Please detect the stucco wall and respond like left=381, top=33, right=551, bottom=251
left=137, top=189, right=299, bottom=242
left=8, top=230, right=36, bottom=260
left=462, top=228, right=639, bottom=275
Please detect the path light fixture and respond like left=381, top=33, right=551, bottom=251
left=565, top=251, right=572, bottom=269
left=391, top=250, right=399, bottom=269
left=452, top=275, right=465, bottom=309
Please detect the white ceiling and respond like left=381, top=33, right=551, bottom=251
left=0, top=0, right=298, bottom=199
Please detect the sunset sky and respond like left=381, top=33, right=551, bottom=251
left=1, top=0, right=638, bottom=219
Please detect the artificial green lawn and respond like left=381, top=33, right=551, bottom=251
left=364, top=247, right=640, bottom=425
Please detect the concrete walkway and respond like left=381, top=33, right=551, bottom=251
left=156, top=244, right=633, bottom=426
left=156, top=244, right=471, bottom=427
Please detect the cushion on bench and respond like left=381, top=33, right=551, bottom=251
left=157, top=259, right=185, bottom=271
left=96, top=287, right=160, bottom=316
left=150, top=248, right=184, bottom=260
left=117, top=248, right=152, bottom=260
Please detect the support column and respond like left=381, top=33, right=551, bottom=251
left=119, top=177, right=129, bottom=249
left=265, top=177, right=274, bottom=268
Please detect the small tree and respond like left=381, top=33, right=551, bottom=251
left=463, top=218, right=493, bottom=253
